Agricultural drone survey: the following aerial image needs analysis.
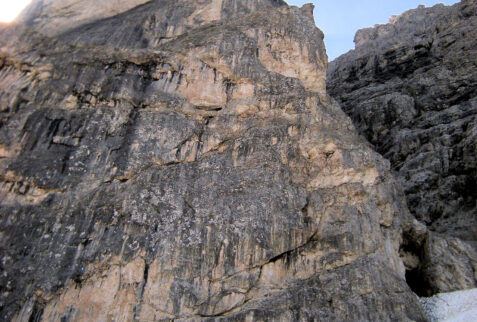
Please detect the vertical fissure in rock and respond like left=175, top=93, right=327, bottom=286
left=27, top=301, right=44, bottom=322
left=133, top=261, right=150, bottom=320
left=405, top=268, right=434, bottom=298
left=400, top=232, right=435, bottom=297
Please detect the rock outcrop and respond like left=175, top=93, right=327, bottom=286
left=328, top=0, right=477, bottom=297
left=3, top=0, right=473, bottom=320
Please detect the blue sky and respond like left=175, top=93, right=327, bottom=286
left=286, top=0, right=460, bottom=61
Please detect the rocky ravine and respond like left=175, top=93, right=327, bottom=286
left=0, top=0, right=470, bottom=321
left=328, top=0, right=477, bottom=298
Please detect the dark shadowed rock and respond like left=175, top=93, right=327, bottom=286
left=328, top=0, right=477, bottom=296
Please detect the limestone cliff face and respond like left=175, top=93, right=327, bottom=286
left=0, top=1, right=429, bottom=321
left=16, top=0, right=160, bottom=36
left=328, top=0, right=477, bottom=296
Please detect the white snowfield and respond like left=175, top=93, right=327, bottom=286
left=420, top=288, right=477, bottom=321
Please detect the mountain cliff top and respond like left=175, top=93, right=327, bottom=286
left=16, top=0, right=289, bottom=36
left=330, top=0, right=476, bottom=68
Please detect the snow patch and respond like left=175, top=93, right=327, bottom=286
left=420, top=288, right=477, bottom=321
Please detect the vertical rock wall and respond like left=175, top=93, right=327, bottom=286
left=0, top=0, right=443, bottom=320
left=328, top=0, right=477, bottom=297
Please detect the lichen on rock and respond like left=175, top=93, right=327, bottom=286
left=1, top=0, right=473, bottom=321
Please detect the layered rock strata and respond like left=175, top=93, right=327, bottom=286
left=0, top=0, right=438, bottom=320
left=328, top=0, right=477, bottom=296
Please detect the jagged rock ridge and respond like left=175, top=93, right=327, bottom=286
left=328, top=0, right=477, bottom=297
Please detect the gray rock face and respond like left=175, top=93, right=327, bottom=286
left=15, top=0, right=152, bottom=36
left=328, top=0, right=477, bottom=296
left=0, top=0, right=446, bottom=321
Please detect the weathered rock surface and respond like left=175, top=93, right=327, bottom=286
left=0, top=0, right=447, bottom=321
left=328, top=0, right=477, bottom=296
left=15, top=0, right=153, bottom=36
